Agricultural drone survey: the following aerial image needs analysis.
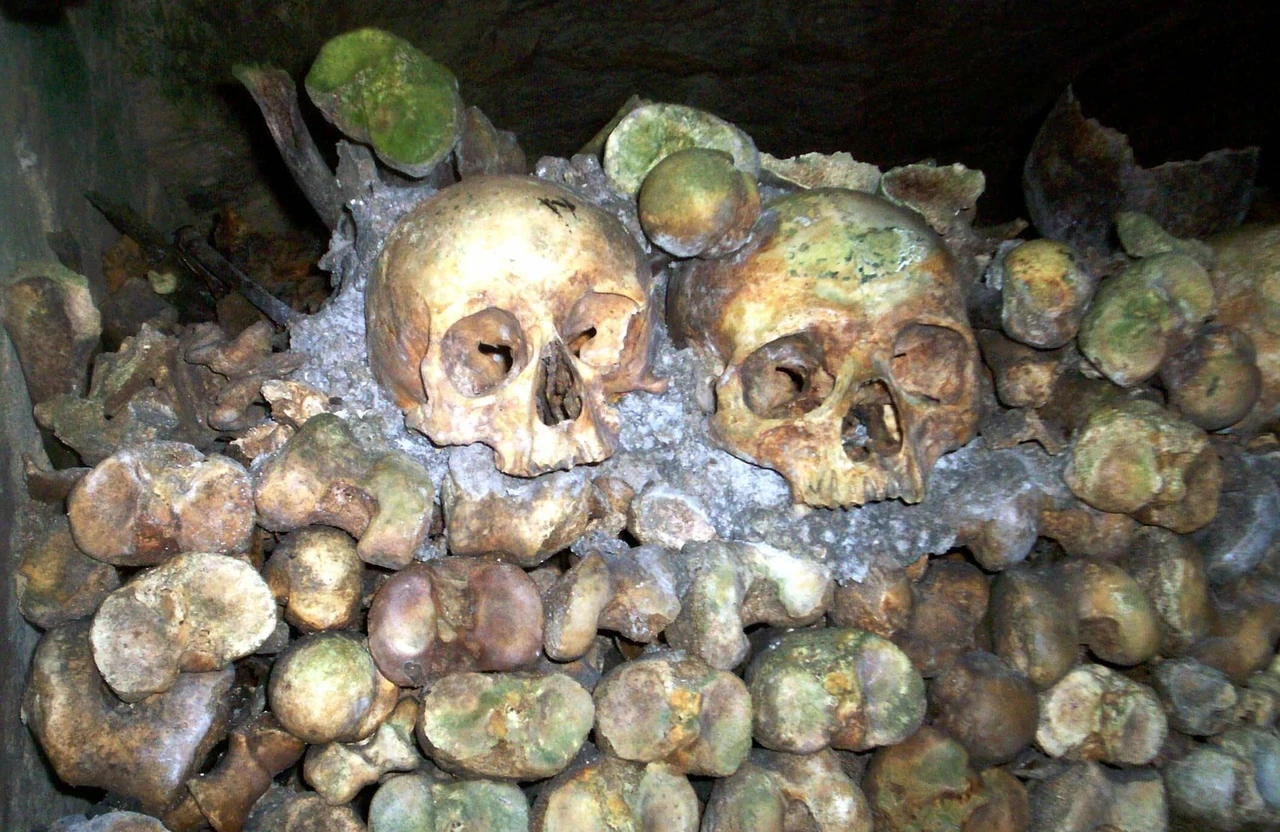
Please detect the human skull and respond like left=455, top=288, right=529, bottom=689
left=669, top=188, right=979, bottom=507
left=367, top=176, right=662, bottom=476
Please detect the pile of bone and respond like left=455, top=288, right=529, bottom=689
left=8, top=35, right=1280, bottom=832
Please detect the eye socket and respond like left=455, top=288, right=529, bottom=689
left=441, top=308, right=528, bottom=397
left=562, top=292, right=641, bottom=368
left=741, top=334, right=834, bottom=419
left=891, top=324, right=971, bottom=404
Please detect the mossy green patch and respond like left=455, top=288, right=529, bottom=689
left=306, top=28, right=461, bottom=177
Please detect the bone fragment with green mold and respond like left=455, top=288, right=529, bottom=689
left=305, top=28, right=462, bottom=177
left=988, top=564, right=1079, bottom=690
left=664, top=540, right=832, bottom=671
left=304, top=697, right=424, bottom=805
left=746, top=627, right=925, bottom=753
left=998, top=238, right=1094, bottom=349
left=1166, top=726, right=1280, bottom=831
left=637, top=148, right=760, bottom=257
left=1121, top=526, right=1211, bottom=655
left=1077, top=251, right=1215, bottom=386
left=267, top=631, right=399, bottom=744
left=254, top=413, right=435, bottom=569
left=68, top=441, right=254, bottom=566
left=1160, top=323, right=1261, bottom=430
left=603, top=102, right=759, bottom=197
left=530, top=754, right=700, bottom=832
left=593, top=650, right=751, bottom=776
left=369, top=773, right=529, bottom=832
left=1064, top=399, right=1221, bottom=532
left=863, top=727, right=989, bottom=832
left=264, top=526, right=363, bottom=633
left=702, top=748, right=873, bottom=832
left=1035, top=663, right=1167, bottom=765
left=366, top=558, right=543, bottom=687
left=1115, top=210, right=1215, bottom=266
left=417, top=672, right=593, bottom=780
left=90, top=552, right=277, bottom=702
left=1063, top=559, right=1160, bottom=666
left=878, top=162, right=985, bottom=235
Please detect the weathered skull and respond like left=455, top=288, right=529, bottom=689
left=669, top=189, right=979, bottom=507
left=367, top=176, right=662, bottom=476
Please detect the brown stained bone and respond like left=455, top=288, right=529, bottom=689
left=304, top=698, right=424, bottom=805
left=829, top=561, right=913, bottom=638
left=164, top=714, right=305, bottom=832
left=1191, top=577, right=1280, bottom=683
left=263, top=526, right=363, bottom=633
left=594, top=541, right=681, bottom=644
left=1063, top=559, right=1160, bottom=666
left=367, top=558, right=543, bottom=687
left=1037, top=504, right=1138, bottom=560
left=456, top=105, right=527, bottom=178
left=1, top=260, right=101, bottom=405
left=254, top=413, right=434, bottom=569
left=543, top=552, right=614, bottom=661
left=892, top=560, right=989, bottom=678
left=976, top=329, right=1067, bottom=409
left=90, top=552, right=278, bottom=701
left=67, top=442, right=255, bottom=566
left=442, top=446, right=592, bottom=566
left=233, top=65, right=343, bottom=230
left=1122, top=526, right=1211, bottom=655
left=1024, top=87, right=1259, bottom=254
left=22, top=454, right=89, bottom=503
left=929, top=650, right=1038, bottom=767
left=50, top=812, right=170, bottom=832
left=184, top=321, right=304, bottom=432
left=988, top=564, right=1079, bottom=690
left=22, top=621, right=234, bottom=815
left=15, top=516, right=119, bottom=629
left=863, top=727, right=987, bottom=832
left=1161, top=323, right=1262, bottom=431
left=244, top=787, right=365, bottom=832
left=1028, top=762, right=1167, bottom=832
left=1209, top=223, right=1280, bottom=435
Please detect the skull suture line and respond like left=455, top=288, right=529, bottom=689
left=367, top=176, right=662, bottom=477
left=669, top=189, right=980, bottom=508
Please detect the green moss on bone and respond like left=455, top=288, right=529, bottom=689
left=306, top=28, right=461, bottom=177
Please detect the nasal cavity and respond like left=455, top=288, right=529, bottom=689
left=536, top=341, right=585, bottom=426
left=842, top=380, right=904, bottom=463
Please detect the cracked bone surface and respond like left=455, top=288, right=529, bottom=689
left=530, top=754, right=700, bottom=832
left=304, top=697, right=424, bottom=805
left=368, top=772, right=529, bottom=832
left=669, top=187, right=980, bottom=507
left=702, top=748, right=873, bottom=832
left=366, top=174, right=661, bottom=477
left=68, top=442, right=255, bottom=566
left=90, top=552, right=277, bottom=701
left=22, top=621, right=234, bottom=815
left=664, top=540, right=832, bottom=671
left=417, top=671, right=594, bottom=780
left=747, top=627, right=925, bottom=753
left=592, top=650, right=752, bottom=776
left=366, top=557, right=543, bottom=686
